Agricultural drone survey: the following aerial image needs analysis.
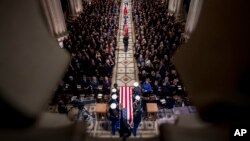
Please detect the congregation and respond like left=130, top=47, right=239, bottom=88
left=54, top=0, right=190, bottom=115
left=54, top=0, right=120, bottom=105
left=132, top=0, right=189, bottom=108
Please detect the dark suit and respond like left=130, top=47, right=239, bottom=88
left=132, top=110, right=142, bottom=136
left=119, top=111, right=131, bottom=137
left=103, top=64, right=111, bottom=77
left=102, top=80, right=111, bottom=94
left=123, top=36, right=129, bottom=52
left=166, top=97, right=175, bottom=109
left=91, top=80, right=99, bottom=95
left=82, top=79, right=91, bottom=95
left=68, top=80, right=78, bottom=96
left=109, top=108, right=119, bottom=135
left=58, top=103, right=67, bottom=114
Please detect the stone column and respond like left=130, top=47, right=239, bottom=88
left=168, top=0, right=177, bottom=13
left=175, top=0, right=184, bottom=21
left=68, top=0, right=83, bottom=18
left=41, top=0, right=68, bottom=43
left=163, top=0, right=168, bottom=4
left=184, top=0, right=203, bottom=40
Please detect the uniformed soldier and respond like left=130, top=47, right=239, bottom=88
left=110, top=88, right=119, bottom=104
left=133, top=82, right=141, bottom=96
left=113, top=83, right=120, bottom=95
left=109, top=103, right=119, bottom=135
left=132, top=95, right=142, bottom=136
left=132, top=109, right=142, bottom=136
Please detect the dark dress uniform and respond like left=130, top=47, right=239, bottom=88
left=123, top=35, right=129, bottom=52
left=132, top=99, right=142, bottom=137
left=119, top=118, right=131, bottom=138
left=132, top=110, right=142, bottom=136
left=109, top=107, right=119, bottom=135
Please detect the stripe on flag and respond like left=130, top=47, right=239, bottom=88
left=119, top=86, right=133, bottom=125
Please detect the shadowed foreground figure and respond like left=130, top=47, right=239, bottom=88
left=131, top=108, right=142, bottom=136
left=118, top=110, right=131, bottom=138
left=109, top=104, right=119, bottom=135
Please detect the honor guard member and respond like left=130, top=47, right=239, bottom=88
left=133, top=82, right=141, bottom=96
left=109, top=103, right=119, bottom=135
left=131, top=95, right=142, bottom=136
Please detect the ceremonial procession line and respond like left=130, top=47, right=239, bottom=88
left=112, top=0, right=139, bottom=87
left=93, top=0, right=158, bottom=138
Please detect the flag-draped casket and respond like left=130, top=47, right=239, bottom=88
left=119, top=86, right=133, bottom=125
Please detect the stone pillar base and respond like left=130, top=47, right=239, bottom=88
left=56, top=32, right=69, bottom=48
left=68, top=12, right=82, bottom=20
left=55, top=32, right=68, bottom=40
left=175, top=14, right=185, bottom=22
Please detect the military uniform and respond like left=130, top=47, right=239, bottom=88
left=109, top=107, right=119, bottom=135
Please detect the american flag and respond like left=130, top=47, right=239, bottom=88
left=119, top=86, right=133, bottom=125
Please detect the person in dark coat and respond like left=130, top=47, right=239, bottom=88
left=133, top=82, right=141, bottom=96
left=67, top=76, right=78, bottom=96
left=58, top=100, right=67, bottom=114
left=82, top=75, right=91, bottom=95
left=166, top=96, right=175, bottom=109
left=152, top=80, right=160, bottom=96
left=103, top=60, right=112, bottom=77
left=132, top=110, right=142, bottom=136
left=123, top=35, right=129, bottom=52
left=102, top=76, right=111, bottom=95
left=109, top=103, right=119, bottom=135
left=91, top=76, right=99, bottom=96
left=119, top=110, right=131, bottom=138
left=113, top=83, right=120, bottom=95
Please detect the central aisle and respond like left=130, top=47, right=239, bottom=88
left=87, top=0, right=158, bottom=138
left=112, top=0, right=139, bottom=87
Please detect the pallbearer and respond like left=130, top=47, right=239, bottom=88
left=119, top=109, right=131, bottom=138
left=110, top=88, right=119, bottom=103
left=109, top=103, right=119, bottom=135
left=132, top=95, right=142, bottom=136
left=113, top=83, right=120, bottom=95
left=133, top=82, right=141, bottom=96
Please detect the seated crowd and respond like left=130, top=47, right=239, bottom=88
left=132, top=0, right=189, bottom=108
left=54, top=0, right=120, bottom=106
